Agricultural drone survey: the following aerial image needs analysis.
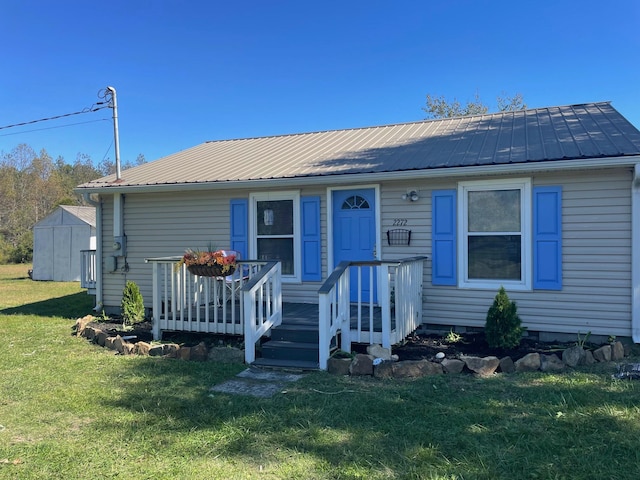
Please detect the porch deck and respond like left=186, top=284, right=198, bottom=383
left=158, top=302, right=387, bottom=336
left=146, top=256, right=427, bottom=370
left=279, top=303, right=388, bottom=331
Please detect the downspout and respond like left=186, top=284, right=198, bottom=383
left=113, top=193, right=124, bottom=243
left=632, top=163, right=640, bottom=342
left=83, top=192, right=103, bottom=310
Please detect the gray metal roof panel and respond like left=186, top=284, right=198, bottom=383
left=59, top=205, right=96, bottom=226
left=77, top=102, right=640, bottom=190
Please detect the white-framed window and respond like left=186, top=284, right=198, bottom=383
left=249, top=191, right=301, bottom=281
left=458, top=178, right=531, bottom=290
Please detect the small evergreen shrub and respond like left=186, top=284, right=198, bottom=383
left=485, top=286, right=524, bottom=350
left=121, top=281, right=145, bottom=326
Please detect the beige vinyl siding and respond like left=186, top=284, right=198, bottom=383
left=423, top=167, right=633, bottom=338
left=100, top=197, right=119, bottom=310
left=100, top=187, right=328, bottom=312
left=100, top=190, right=237, bottom=312
left=379, top=184, right=430, bottom=260
left=98, top=166, right=635, bottom=339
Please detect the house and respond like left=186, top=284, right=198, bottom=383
left=75, top=101, right=640, bottom=368
left=32, top=205, right=96, bottom=283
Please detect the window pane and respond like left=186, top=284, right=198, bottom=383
left=257, top=200, right=293, bottom=235
left=341, top=195, right=370, bottom=210
left=468, top=235, right=521, bottom=280
left=468, top=190, right=520, bottom=232
left=257, top=238, right=294, bottom=275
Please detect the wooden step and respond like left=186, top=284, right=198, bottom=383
left=261, top=340, right=319, bottom=362
left=279, top=317, right=318, bottom=327
left=252, top=357, right=319, bottom=370
left=270, top=323, right=319, bottom=343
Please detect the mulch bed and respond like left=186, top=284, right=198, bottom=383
left=392, top=332, right=570, bottom=361
left=85, top=319, right=244, bottom=349
left=86, top=319, right=154, bottom=343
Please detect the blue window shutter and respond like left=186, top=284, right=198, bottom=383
left=432, top=190, right=457, bottom=286
left=301, top=196, right=322, bottom=281
left=533, top=186, right=562, bottom=290
left=230, top=199, right=248, bottom=260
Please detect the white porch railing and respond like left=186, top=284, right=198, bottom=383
left=80, top=250, right=97, bottom=291
left=145, top=257, right=264, bottom=341
left=147, top=255, right=424, bottom=370
left=243, top=261, right=283, bottom=364
left=318, top=256, right=428, bottom=370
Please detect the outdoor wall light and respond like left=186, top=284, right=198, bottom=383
left=402, top=190, right=420, bottom=202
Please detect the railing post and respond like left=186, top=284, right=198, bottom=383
left=244, top=286, right=257, bottom=364
left=336, top=269, right=351, bottom=352
left=380, top=263, right=392, bottom=349
left=151, top=261, right=161, bottom=340
left=274, top=262, right=282, bottom=326
left=318, top=292, right=330, bottom=370
left=339, top=268, right=351, bottom=353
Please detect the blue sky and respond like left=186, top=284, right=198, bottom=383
left=1, top=0, right=639, bottom=166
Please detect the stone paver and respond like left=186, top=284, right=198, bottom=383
left=210, top=367, right=305, bottom=398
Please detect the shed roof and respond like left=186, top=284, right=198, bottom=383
left=34, top=205, right=96, bottom=228
left=60, top=205, right=96, bottom=227
left=77, top=102, right=640, bottom=192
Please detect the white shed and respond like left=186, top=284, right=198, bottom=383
left=32, top=205, right=96, bottom=281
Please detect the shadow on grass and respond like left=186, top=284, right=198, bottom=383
left=92, top=357, right=640, bottom=479
left=0, top=291, right=95, bottom=319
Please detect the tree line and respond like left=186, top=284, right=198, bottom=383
left=422, top=92, right=526, bottom=118
left=0, top=144, right=145, bottom=263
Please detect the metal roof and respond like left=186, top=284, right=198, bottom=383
left=77, top=102, right=640, bottom=192
left=60, top=205, right=96, bottom=227
left=34, top=205, right=96, bottom=228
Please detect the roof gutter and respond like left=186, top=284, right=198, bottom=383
left=74, top=155, right=640, bottom=195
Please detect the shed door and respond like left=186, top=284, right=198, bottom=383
left=54, top=226, right=72, bottom=281
left=33, top=227, right=54, bottom=280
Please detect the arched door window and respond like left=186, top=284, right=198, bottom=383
left=341, top=195, right=370, bottom=210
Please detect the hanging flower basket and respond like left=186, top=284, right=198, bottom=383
left=175, top=249, right=237, bottom=277
left=187, top=263, right=236, bottom=277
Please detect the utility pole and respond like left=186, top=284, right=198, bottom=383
left=105, top=86, right=121, bottom=181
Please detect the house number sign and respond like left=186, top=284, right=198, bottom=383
left=392, top=218, right=408, bottom=226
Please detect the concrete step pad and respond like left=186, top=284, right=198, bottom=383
left=209, top=366, right=305, bottom=398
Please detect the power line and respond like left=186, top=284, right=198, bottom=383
left=0, top=118, right=110, bottom=137
left=101, top=139, right=114, bottom=162
left=0, top=104, right=110, bottom=131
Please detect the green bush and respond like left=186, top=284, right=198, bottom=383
left=121, top=281, right=145, bottom=326
left=485, top=286, right=524, bottom=350
left=0, top=231, right=33, bottom=264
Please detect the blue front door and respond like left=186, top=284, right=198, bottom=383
left=332, top=188, right=377, bottom=302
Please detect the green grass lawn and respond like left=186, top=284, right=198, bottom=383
left=1, top=264, right=640, bottom=479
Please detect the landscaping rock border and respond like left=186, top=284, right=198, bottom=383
left=73, top=315, right=244, bottom=363
left=329, top=340, right=633, bottom=379
left=75, top=315, right=634, bottom=378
